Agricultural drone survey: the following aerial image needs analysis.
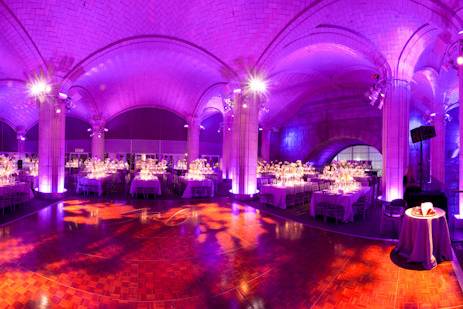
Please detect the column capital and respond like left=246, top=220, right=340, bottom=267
left=90, top=115, right=105, bottom=128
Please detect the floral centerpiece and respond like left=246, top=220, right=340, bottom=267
left=321, top=161, right=365, bottom=193
left=65, top=158, right=79, bottom=168
left=84, top=158, right=107, bottom=179
left=0, top=155, right=17, bottom=185
left=174, top=159, right=188, bottom=171
left=185, top=159, right=213, bottom=180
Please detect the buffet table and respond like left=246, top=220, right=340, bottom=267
left=394, top=207, right=452, bottom=269
left=76, top=176, right=109, bottom=196
left=309, top=187, right=370, bottom=222
left=0, top=182, right=34, bottom=201
left=260, top=182, right=316, bottom=209
left=180, top=177, right=214, bottom=198
left=129, top=176, right=162, bottom=196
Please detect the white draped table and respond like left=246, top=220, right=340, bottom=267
left=394, top=207, right=452, bottom=269
left=180, top=177, right=214, bottom=198
left=309, top=187, right=370, bottom=222
left=0, top=182, right=34, bottom=201
left=130, top=176, right=162, bottom=196
left=260, top=182, right=316, bottom=209
left=76, top=176, right=108, bottom=196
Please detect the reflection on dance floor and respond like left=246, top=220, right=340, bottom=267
left=0, top=198, right=462, bottom=308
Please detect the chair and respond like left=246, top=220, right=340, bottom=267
left=322, top=202, right=344, bottom=224
left=260, top=193, right=274, bottom=206
left=295, top=192, right=305, bottom=207
left=314, top=201, right=326, bottom=218
left=353, top=196, right=369, bottom=221
left=286, top=194, right=296, bottom=208
left=380, top=199, right=406, bottom=234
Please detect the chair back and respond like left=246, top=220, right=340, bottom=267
left=384, top=199, right=406, bottom=217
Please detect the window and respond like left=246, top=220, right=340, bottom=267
left=332, top=145, right=382, bottom=175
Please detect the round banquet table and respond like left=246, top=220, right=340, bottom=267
left=394, top=207, right=452, bottom=269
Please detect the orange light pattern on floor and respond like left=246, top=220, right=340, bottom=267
left=0, top=198, right=461, bottom=308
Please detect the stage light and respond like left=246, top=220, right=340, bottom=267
left=247, top=76, right=267, bottom=94
left=58, top=92, right=68, bottom=99
left=457, top=56, right=463, bottom=66
left=184, top=124, right=189, bottom=128
left=27, top=77, right=51, bottom=99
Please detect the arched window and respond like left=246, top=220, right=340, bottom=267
left=332, top=145, right=382, bottom=174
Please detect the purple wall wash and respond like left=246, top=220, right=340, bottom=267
left=0, top=121, right=17, bottom=152
left=446, top=107, right=459, bottom=211
left=277, top=116, right=382, bottom=165
left=106, top=108, right=187, bottom=140
left=21, top=109, right=223, bottom=156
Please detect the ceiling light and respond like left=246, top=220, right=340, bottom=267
left=247, top=76, right=267, bottom=94
left=27, top=77, right=52, bottom=99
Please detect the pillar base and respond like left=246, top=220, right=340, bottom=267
left=453, top=215, right=463, bottom=228
left=35, top=188, right=67, bottom=200
left=229, top=190, right=259, bottom=201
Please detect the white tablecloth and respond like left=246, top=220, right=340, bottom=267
left=130, top=176, right=162, bottom=196
left=0, top=182, right=34, bottom=201
left=394, top=207, right=452, bottom=269
left=260, top=182, right=315, bottom=209
left=180, top=177, right=214, bottom=198
left=76, top=176, right=107, bottom=196
left=310, top=187, right=370, bottom=222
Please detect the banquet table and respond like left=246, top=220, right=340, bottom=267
left=354, top=176, right=371, bottom=186
left=180, top=177, right=214, bottom=198
left=130, top=176, right=162, bottom=196
left=76, top=176, right=109, bottom=196
left=309, top=187, right=370, bottom=222
left=394, top=207, right=452, bottom=269
left=0, top=182, right=34, bottom=201
left=257, top=175, right=274, bottom=190
left=260, top=182, right=316, bottom=209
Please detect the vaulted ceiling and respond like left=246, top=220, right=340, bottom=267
left=0, top=0, right=462, bottom=131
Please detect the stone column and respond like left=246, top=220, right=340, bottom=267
left=91, top=119, right=105, bottom=159
left=187, top=118, right=200, bottom=163
left=459, top=49, right=463, bottom=215
left=221, top=113, right=233, bottom=179
left=38, top=97, right=66, bottom=194
left=16, top=126, right=26, bottom=160
left=430, top=100, right=445, bottom=190
left=260, top=127, right=271, bottom=162
left=382, top=79, right=410, bottom=201
left=230, top=91, right=259, bottom=196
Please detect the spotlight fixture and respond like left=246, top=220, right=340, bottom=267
left=457, top=56, right=463, bottom=66
left=58, top=92, right=68, bottom=100
left=184, top=124, right=189, bottom=128
left=200, top=125, right=205, bottom=130
left=247, top=75, right=267, bottom=94
left=27, top=77, right=52, bottom=101
left=365, top=75, right=386, bottom=110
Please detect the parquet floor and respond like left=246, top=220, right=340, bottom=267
left=0, top=198, right=461, bottom=308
